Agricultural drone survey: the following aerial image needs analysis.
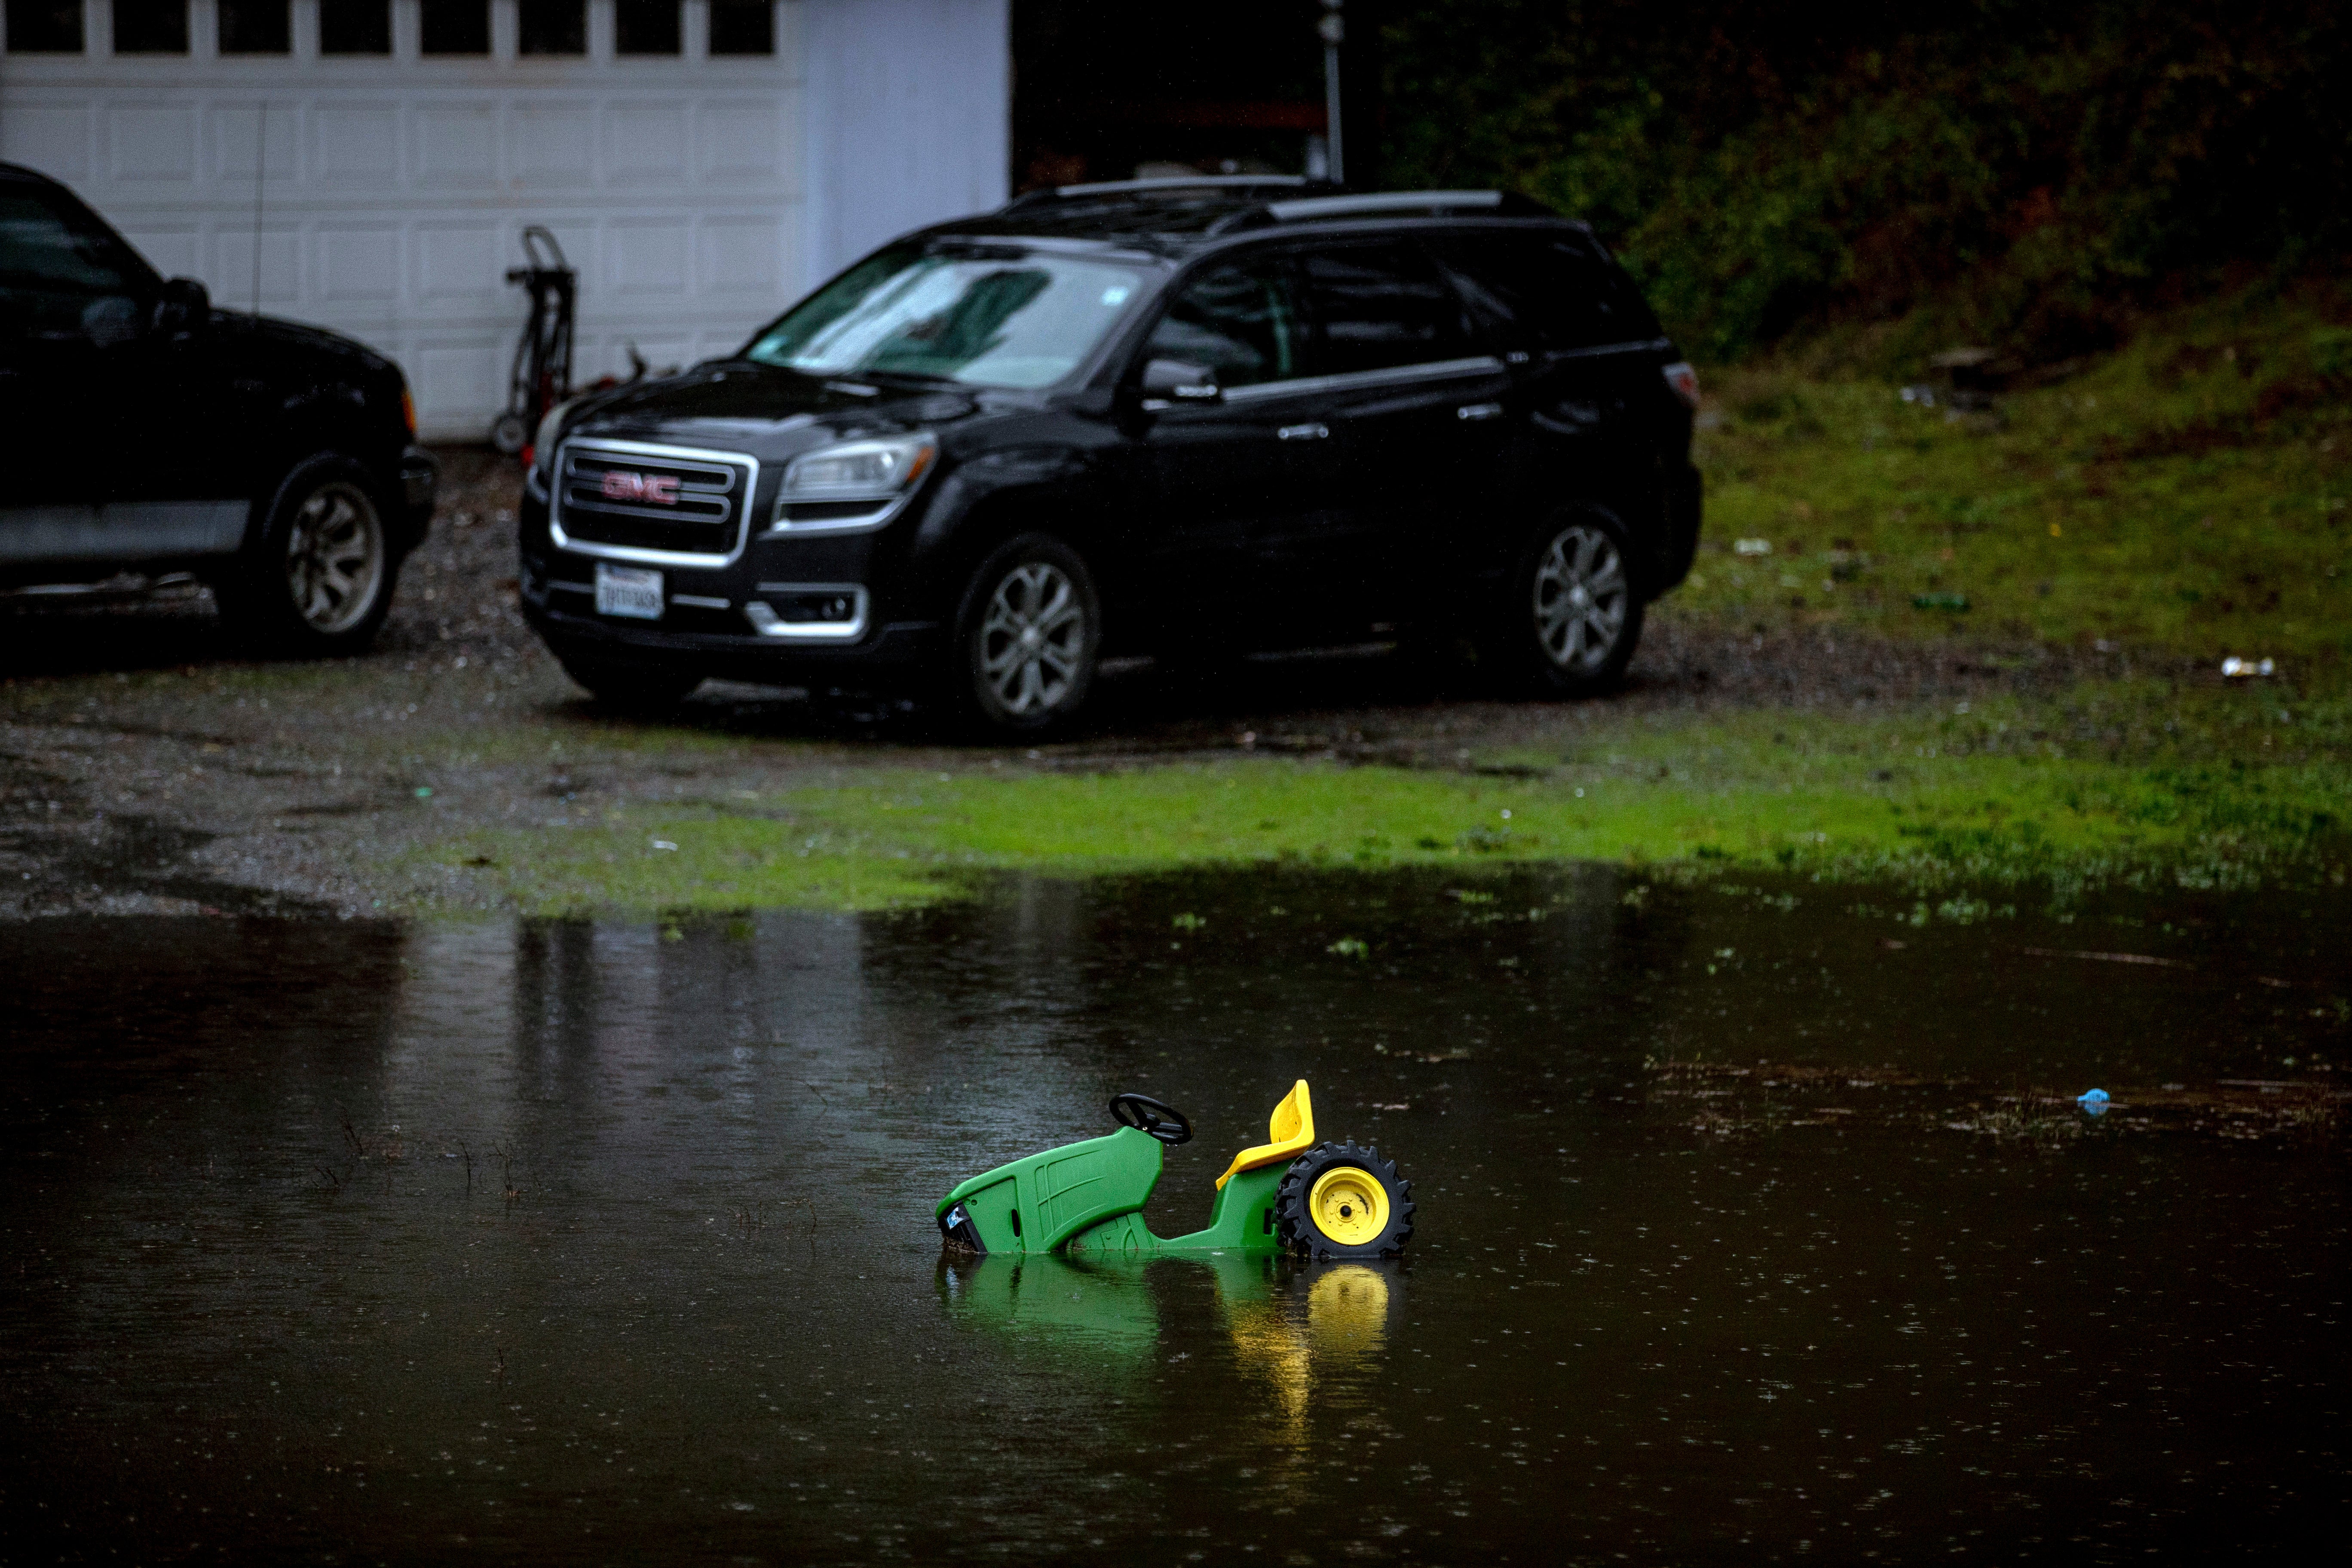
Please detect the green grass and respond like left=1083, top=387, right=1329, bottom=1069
left=1683, top=284, right=2352, bottom=661
left=410, top=683, right=2349, bottom=916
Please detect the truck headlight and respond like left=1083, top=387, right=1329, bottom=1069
left=529, top=398, right=577, bottom=470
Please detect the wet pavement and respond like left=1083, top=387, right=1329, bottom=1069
left=3, top=867, right=2345, bottom=1563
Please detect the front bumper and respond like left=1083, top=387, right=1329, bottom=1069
left=398, top=444, right=439, bottom=538
left=522, top=574, right=943, bottom=684
left=518, top=464, right=949, bottom=684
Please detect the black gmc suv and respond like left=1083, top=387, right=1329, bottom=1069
left=0, top=162, right=434, bottom=653
left=521, top=179, right=1700, bottom=734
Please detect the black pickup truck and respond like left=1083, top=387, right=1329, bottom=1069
left=0, top=161, right=435, bottom=652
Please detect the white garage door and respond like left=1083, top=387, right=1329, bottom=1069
left=0, top=1, right=1006, bottom=443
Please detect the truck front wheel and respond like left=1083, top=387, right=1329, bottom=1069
left=219, top=454, right=398, bottom=657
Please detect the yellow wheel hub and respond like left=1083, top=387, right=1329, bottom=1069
left=1307, top=1166, right=1390, bottom=1247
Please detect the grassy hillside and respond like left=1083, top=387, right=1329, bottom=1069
left=1676, top=280, right=2352, bottom=665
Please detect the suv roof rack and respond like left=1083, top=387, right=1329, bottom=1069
left=974, top=181, right=1561, bottom=245
left=1205, top=188, right=1556, bottom=236
left=1001, top=176, right=1325, bottom=212
left=1061, top=175, right=1314, bottom=197
left=1266, top=190, right=1503, bottom=220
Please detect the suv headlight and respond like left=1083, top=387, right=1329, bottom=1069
left=778, top=434, right=937, bottom=503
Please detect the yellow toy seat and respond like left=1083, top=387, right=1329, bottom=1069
left=1215, top=1080, right=1316, bottom=1189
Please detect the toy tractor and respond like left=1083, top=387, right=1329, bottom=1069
left=934, top=1080, right=1414, bottom=1260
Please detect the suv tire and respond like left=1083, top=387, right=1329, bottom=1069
left=218, top=454, right=398, bottom=657
left=948, top=533, right=1101, bottom=739
left=1500, top=508, right=1644, bottom=698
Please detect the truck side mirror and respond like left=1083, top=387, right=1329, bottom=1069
left=154, top=276, right=211, bottom=335
left=1139, top=358, right=1220, bottom=404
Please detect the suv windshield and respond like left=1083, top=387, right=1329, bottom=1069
left=742, top=245, right=1145, bottom=389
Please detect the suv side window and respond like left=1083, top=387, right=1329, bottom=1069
left=1142, top=258, right=1302, bottom=389
left=1428, top=231, right=1662, bottom=353
left=0, top=187, right=149, bottom=346
left=1296, top=242, right=1475, bottom=378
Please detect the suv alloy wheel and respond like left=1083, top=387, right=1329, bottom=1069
left=951, top=533, right=1101, bottom=738
left=1508, top=509, right=1645, bottom=696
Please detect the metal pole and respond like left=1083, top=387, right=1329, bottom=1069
left=1320, top=2, right=1345, bottom=184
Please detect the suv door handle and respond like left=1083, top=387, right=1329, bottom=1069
left=1456, top=402, right=1505, bottom=421
left=1277, top=422, right=1329, bottom=441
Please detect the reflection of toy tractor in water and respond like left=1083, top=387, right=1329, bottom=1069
left=937, top=1247, right=1398, bottom=1424
left=934, top=1081, right=1414, bottom=1260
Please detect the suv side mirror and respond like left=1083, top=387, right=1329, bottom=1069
left=153, top=276, right=211, bottom=335
left=1139, top=358, right=1221, bottom=404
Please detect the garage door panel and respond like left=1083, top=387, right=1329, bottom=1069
left=317, top=105, right=401, bottom=182
left=512, top=103, right=597, bottom=186
left=608, top=220, right=690, bottom=297
left=698, top=214, right=788, bottom=296
left=414, top=104, right=498, bottom=187
left=0, top=17, right=892, bottom=438
left=210, top=103, right=298, bottom=186
left=108, top=105, right=198, bottom=181
left=605, top=103, right=689, bottom=183
left=418, top=224, right=505, bottom=303
left=0, top=102, right=96, bottom=183
left=415, top=341, right=505, bottom=429
left=216, top=227, right=305, bottom=310
left=319, top=227, right=403, bottom=303
left=697, top=98, right=793, bottom=186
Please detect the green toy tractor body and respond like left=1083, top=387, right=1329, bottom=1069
left=935, top=1081, right=1415, bottom=1260
left=937, top=1125, right=1288, bottom=1256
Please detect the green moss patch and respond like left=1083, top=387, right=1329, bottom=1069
left=408, top=684, right=2348, bottom=916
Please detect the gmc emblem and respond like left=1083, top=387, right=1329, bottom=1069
left=601, top=470, right=680, bottom=505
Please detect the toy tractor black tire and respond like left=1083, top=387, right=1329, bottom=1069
left=1275, top=1141, right=1415, bottom=1260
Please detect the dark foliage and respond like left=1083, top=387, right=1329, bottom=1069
left=1383, top=2, right=2352, bottom=359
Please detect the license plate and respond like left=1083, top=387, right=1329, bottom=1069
left=594, top=563, right=664, bottom=620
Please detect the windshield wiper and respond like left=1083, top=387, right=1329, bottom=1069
left=743, top=361, right=969, bottom=392
left=834, top=366, right=964, bottom=389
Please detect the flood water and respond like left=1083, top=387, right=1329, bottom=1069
left=3, top=867, right=2346, bottom=1564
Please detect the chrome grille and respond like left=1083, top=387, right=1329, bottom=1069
left=551, top=440, right=754, bottom=564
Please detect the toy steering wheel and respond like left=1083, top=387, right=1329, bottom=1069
left=1108, top=1092, right=1193, bottom=1145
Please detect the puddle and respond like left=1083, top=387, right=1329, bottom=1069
left=3, top=869, right=2345, bottom=1562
